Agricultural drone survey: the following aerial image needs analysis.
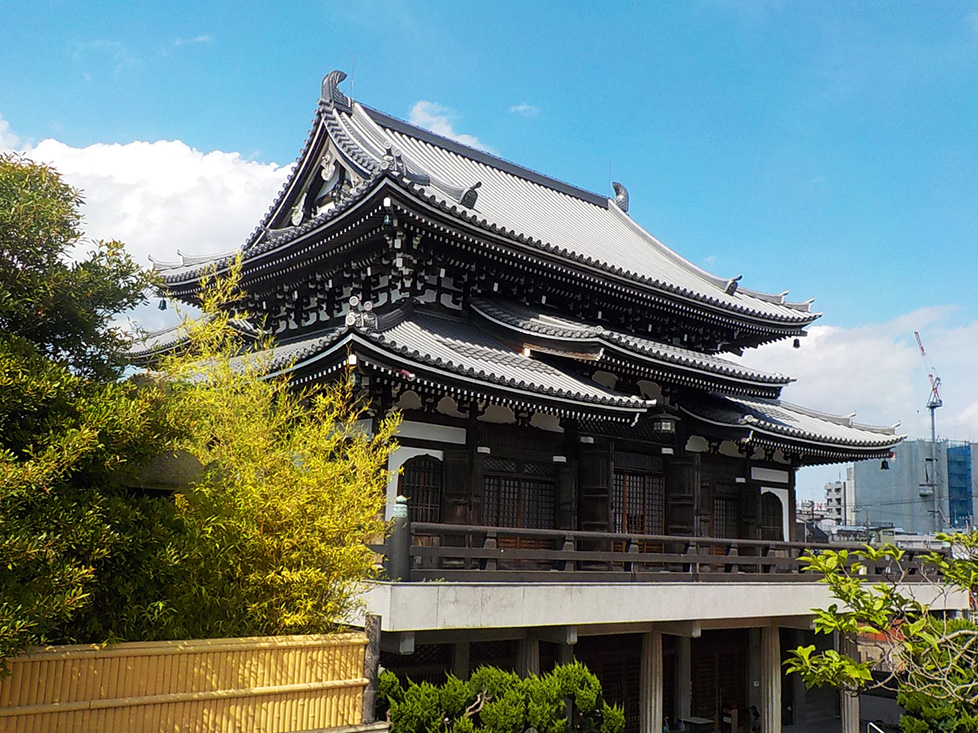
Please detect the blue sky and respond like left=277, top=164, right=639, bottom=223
left=3, top=1, right=977, bottom=498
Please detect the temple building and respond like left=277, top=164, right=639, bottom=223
left=142, top=72, right=959, bottom=733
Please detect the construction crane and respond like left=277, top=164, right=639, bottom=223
left=914, top=330, right=944, bottom=532
left=914, top=331, right=943, bottom=434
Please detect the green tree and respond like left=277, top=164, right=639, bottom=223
left=0, top=153, right=150, bottom=380
left=0, top=155, right=172, bottom=668
left=136, top=264, right=399, bottom=638
left=784, top=535, right=978, bottom=731
left=1, top=156, right=396, bottom=667
left=377, top=662, right=625, bottom=733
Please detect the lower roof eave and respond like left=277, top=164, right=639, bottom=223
left=270, top=331, right=651, bottom=424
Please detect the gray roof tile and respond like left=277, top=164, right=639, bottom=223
left=471, top=298, right=792, bottom=393
left=681, top=393, right=903, bottom=450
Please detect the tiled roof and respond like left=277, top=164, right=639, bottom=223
left=358, top=309, right=650, bottom=415
left=159, top=72, right=818, bottom=327
left=680, top=393, right=903, bottom=454
left=127, top=318, right=262, bottom=359
left=470, top=298, right=791, bottom=396
left=135, top=306, right=652, bottom=419
left=338, top=100, right=817, bottom=325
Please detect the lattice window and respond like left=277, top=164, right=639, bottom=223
left=380, top=643, right=451, bottom=685
left=612, top=471, right=665, bottom=535
left=470, top=640, right=517, bottom=673
left=398, top=455, right=443, bottom=523
left=760, top=492, right=784, bottom=541
left=483, top=460, right=556, bottom=530
left=713, top=492, right=739, bottom=539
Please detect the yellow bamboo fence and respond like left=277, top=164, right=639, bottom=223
left=0, top=632, right=369, bottom=733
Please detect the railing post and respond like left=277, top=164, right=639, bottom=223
left=727, top=543, right=739, bottom=574
left=626, top=540, right=639, bottom=574
left=483, top=531, right=497, bottom=572
left=560, top=535, right=576, bottom=572
left=686, top=541, right=698, bottom=575
left=388, top=495, right=412, bottom=581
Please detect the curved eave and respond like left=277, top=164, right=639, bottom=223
left=352, top=330, right=649, bottom=420
left=338, top=99, right=819, bottom=328
left=384, top=186, right=817, bottom=335
left=678, top=402, right=904, bottom=466
left=158, top=174, right=395, bottom=294
left=258, top=324, right=651, bottom=422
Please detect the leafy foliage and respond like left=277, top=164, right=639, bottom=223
left=0, top=156, right=171, bottom=666
left=1, top=156, right=396, bottom=667
left=137, top=261, right=398, bottom=638
left=0, top=332, right=176, bottom=666
left=784, top=536, right=978, bottom=730
left=378, top=662, right=625, bottom=733
left=0, top=153, right=150, bottom=380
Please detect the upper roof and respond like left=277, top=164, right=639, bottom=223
left=156, top=71, right=818, bottom=329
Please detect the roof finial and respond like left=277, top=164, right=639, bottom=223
left=460, top=182, right=482, bottom=208
left=320, top=70, right=352, bottom=112
left=612, top=181, right=629, bottom=213
left=725, top=275, right=743, bottom=295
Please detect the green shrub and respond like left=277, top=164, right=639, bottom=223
left=378, top=662, right=625, bottom=733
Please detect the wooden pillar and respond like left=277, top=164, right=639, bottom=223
left=840, top=635, right=860, bottom=733
left=453, top=641, right=470, bottom=680
left=760, top=625, right=781, bottom=733
left=518, top=637, right=540, bottom=677
left=640, top=631, right=663, bottom=733
left=675, top=636, right=692, bottom=722
left=559, top=640, right=575, bottom=666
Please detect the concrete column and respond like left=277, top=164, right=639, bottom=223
left=760, top=625, right=781, bottom=733
left=453, top=641, right=471, bottom=680
left=557, top=626, right=577, bottom=667
left=675, top=636, right=691, bottom=722
left=840, top=635, right=860, bottom=733
left=640, top=631, right=663, bottom=733
left=518, top=637, right=540, bottom=677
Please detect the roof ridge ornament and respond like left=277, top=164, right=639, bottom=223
left=725, top=275, right=743, bottom=295
left=612, top=181, right=629, bottom=213
left=382, top=144, right=431, bottom=185
left=460, top=182, right=482, bottom=208
left=320, top=70, right=352, bottom=112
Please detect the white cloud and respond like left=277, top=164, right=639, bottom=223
left=508, top=103, right=540, bottom=118
left=408, top=101, right=495, bottom=153
left=0, top=113, right=22, bottom=152
left=27, top=138, right=290, bottom=267
left=740, top=308, right=978, bottom=440
left=173, top=34, right=214, bottom=47
left=3, top=113, right=290, bottom=329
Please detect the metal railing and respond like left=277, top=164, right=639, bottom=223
left=373, top=520, right=945, bottom=583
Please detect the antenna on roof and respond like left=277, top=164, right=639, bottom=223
left=350, top=53, right=355, bottom=100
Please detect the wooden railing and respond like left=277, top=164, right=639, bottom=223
left=375, top=521, right=945, bottom=583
